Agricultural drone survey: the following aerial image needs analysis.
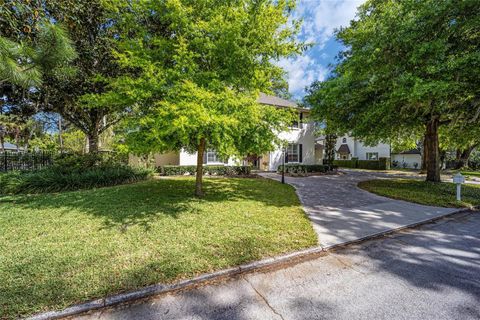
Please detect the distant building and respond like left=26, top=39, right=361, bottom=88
left=1, top=142, right=24, bottom=152
left=391, top=149, right=422, bottom=169
left=316, top=135, right=391, bottom=161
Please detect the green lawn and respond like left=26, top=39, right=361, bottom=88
left=0, top=177, right=317, bottom=319
left=462, top=171, right=480, bottom=178
left=358, top=179, right=480, bottom=208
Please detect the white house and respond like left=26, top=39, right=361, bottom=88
left=129, top=93, right=321, bottom=171
left=391, top=149, right=422, bottom=169
left=316, top=134, right=391, bottom=161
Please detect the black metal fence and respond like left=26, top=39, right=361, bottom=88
left=0, top=151, right=54, bottom=172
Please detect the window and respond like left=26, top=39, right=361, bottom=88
left=342, top=137, right=347, bottom=143
left=290, top=112, right=303, bottom=129
left=206, top=150, right=222, bottom=163
left=366, top=152, right=378, bottom=160
left=286, top=143, right=302, bottom=163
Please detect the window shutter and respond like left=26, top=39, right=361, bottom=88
left=299, top=112, right=303, bottom=128
left=285, top=148, right=289, bottom=163
left=299, top=144, right=303, bottom=163
left=203, top=152, right=207, bottom=164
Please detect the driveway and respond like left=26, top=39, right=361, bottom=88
left=259, top=170, right=458, bottom=248
left=75, top=211, right=480, bottom=320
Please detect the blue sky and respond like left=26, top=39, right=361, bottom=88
left=277, top=0, right=365, bottom=99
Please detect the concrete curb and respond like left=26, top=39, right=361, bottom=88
left=27, top=207, right=478, bottom=320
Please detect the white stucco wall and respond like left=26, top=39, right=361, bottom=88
left=354, top=141, right=390, bottom=160
left=335, top=135, right=356, bottom=159
left=392, top=154, right=422, bottom=169
left=179, top=149, right=237, bottom=166
left=268, top=121, right=318, bottom=171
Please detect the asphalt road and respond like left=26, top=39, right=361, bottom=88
left=76, top=211, right=480, bottom=320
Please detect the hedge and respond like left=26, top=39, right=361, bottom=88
left=334, top=157, right=390, bottom=170
left=0, top=165, right=153, bottom=194
left=159, top=165, right=251, bottom=176
left=277, top=164, right=331, bottom=175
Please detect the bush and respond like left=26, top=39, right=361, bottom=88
left=334, top=157, right=390, bottom=170
left=0, top=155, right=153, bottom=194
left=277, top=164, right=329, bottom=176
left=333, top=160, right=356, bottom=168
left=160, top=165, right=251, bottom=176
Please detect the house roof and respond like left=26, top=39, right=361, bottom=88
left=337, top=144, right=350, bottom=154
left=393, top=149, right=421, bottom=155
left=3, top=142, right=22, bottom=150
left=257, top=93, right=307, bottom=110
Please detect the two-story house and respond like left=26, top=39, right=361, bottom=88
left=129, top=93, right=321, bottom=171
left=316, top=135, right=391, bottom=161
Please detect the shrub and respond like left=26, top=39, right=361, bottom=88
left=333, top=160, right=356, bottom=168
left=160, top=165, right=251, bottom=176
left=0, top=154, right=153, bottom=194
left=277, top=164, right=329, bottom=175
left=334, top=158, right=390, bottom=170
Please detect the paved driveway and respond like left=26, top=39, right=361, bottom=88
left=259, top=170, right=458, bottom=248
left=76, top=211, right=480, bottom=320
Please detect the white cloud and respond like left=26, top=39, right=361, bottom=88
left=277, top=55, right=328, bottom=97
left=277, top=0, right=365, bottom=98
left=298, top=0, right=364, bottom=49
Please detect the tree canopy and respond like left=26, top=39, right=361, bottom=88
left=306, top=0, right=480, bottom=182
left=99, top=0, right=303, bottom=195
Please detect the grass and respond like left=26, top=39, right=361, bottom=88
left=0, top=177, right=316, bottom=319
left=358, top=179, right=480, bottom=208
left=462, top=171, right=480, bottom=178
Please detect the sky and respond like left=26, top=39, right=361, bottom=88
left=278, top=0, right=365, bottom=100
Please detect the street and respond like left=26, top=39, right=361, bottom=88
left=76, top=211, right=480, bottom=320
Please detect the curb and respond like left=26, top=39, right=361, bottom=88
left=27, top=207, right=478, bottom=320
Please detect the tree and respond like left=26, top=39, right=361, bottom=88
left=104, top=0, right=302, bottom=196
left=38, top=1, right=128, bottom=153
left=306, top=0, right=480, bottom=182
left=441, top=123, right=480, bottom=169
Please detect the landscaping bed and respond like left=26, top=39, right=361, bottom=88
left=0, top=177, right=316, bottom=318
left=358, top=179, right=480, bottom=208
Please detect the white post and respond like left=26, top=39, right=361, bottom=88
left=453, top=173, right=465, bottom=202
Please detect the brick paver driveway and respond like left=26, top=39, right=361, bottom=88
left=260, top=170, right=458, bottom=248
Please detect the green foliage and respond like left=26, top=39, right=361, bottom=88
left=160, top=165, right=252, bottom=176
left=0, top=154, right=151, bottom=194
left=333, top=160, right=357, bottom=169
left=306, top=0, right=480, bottom=181
left=99, top=0, right=304, bottom=194
left=277, top=164, right=329, bottom=175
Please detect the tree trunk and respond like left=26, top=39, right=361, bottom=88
left=454, top=144, right=477, bottom=169
left=87, top=131, right=99, bottom=153
left=0, top=136, right=4, bottom=152
left=424, top=118, right=441, bottom=182
left=195, top=138, right=206, bottom=197
left=58, top=116, right=64, bottom=153
left=421, top=134, right=427, bottom=173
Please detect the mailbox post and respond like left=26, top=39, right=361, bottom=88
left=453, top=173, right=465, bottom=201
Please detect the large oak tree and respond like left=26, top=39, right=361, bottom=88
left=306, top=0, right=479, bottom=182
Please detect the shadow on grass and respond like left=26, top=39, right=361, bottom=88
left=2, top=177, right=299, bottom=230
